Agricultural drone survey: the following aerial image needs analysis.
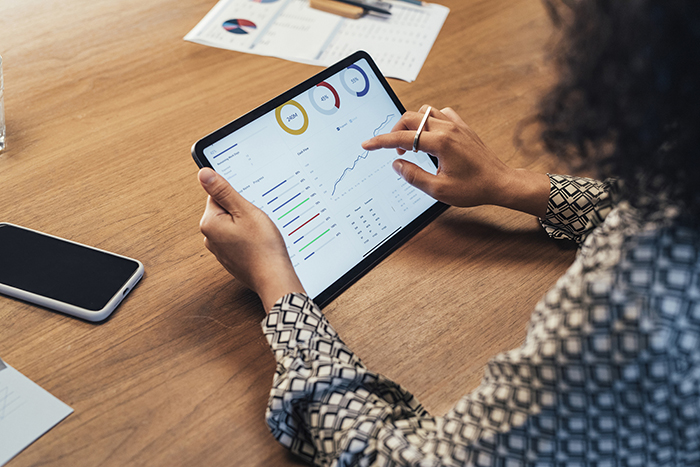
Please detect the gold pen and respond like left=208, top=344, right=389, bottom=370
left=310, top=0, right=365, bottom=18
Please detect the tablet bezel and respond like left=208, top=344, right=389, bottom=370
left=192, top=50, right=448, bottom=308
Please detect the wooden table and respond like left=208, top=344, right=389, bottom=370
left=0, top=1, right=576, bottom=465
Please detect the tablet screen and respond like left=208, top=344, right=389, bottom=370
left=193, top=51, right=446, bottom=306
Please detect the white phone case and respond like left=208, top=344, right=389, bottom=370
left=0, top=223, right=144, bottom=322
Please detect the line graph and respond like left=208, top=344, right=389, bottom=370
left=0, top=383, right=23, bottom=421
left=331, top=113, right=395, bottom=196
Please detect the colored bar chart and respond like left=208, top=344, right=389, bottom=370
left=289, top=213, right=318, bottom=235
left=261, top=175, right=338, bottom=264
left=273, top=193, right=301, bottom=213
left=278, top=197, right=309, bottom=220
left=199, top=58, right=443, bottom=299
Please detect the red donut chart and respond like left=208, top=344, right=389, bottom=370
left=309, top=81, right=340, bottom=115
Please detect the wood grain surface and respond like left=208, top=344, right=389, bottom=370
left=0, top=0, right=575, bottom=465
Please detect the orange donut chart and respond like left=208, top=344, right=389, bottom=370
left=275, top=100, right=309, bottom=136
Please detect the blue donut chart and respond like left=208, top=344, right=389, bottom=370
left=340, top=64, right=370, bottom=97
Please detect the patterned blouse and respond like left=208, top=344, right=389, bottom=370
left=261, top=174, right=700, bottom=466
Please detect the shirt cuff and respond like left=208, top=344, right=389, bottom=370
left=261, top=292, right=338, bottom=355
left=540, top=174, right=615, bottom=244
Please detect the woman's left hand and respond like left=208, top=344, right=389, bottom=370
left=198, top=168, right=305, bottom=312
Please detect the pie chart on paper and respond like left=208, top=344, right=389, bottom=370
left=222, top=19, right=257, bottom=35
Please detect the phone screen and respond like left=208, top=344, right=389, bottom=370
left=0, top=224, right=141, bottom=311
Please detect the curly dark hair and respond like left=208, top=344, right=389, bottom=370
left=538, top=0, right=700, bottom=220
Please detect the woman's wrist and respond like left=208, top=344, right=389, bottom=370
left=255, top=265, right=306, bottom=313
left=494, top=169, right=550, bottom=218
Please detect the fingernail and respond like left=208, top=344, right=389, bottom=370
left=200, top=168, right=216, bottom=185
left=393, top=160, right=403, bottom=175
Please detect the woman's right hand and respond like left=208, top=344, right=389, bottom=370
left=362, top=106, right=549, bottom=218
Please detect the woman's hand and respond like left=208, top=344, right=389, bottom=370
left=362, top=106, right=549, bottom=217
left=198, top=168, right=305, bottom=312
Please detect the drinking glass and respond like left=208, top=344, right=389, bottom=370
left=0, top=55, right=5, bottom=152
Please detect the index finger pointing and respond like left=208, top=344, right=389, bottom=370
left=361, top=130, right=416, bottom=152
left=362, top=108, right=435, bottom=152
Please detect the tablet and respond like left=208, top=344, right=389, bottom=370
left=192, top=51, right=447, bottom=307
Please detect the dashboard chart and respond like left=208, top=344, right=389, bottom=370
left=202, top=58, right=438, bottom=297
left=309, top=82, right=341, bottom=115
left=331, top=113, right=395, bottom=196
left=340, top=64, right=370, bottom=97
left=262, top=173, right=337, bottom=264
left=275, top=100, right=309, bottom=135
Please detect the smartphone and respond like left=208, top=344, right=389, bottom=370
left=0, top=223, right=144, bottom=322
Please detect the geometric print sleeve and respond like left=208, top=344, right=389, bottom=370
left=262, top=208, right=700, bottom=466
left=540, top=174, right=618, bottom=244
left=262, top=293, right=429, bottom=467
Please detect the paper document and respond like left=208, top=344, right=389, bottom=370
left=185, top=0, right=449, bottom=82
left=0, top=358, right=73, bottom=466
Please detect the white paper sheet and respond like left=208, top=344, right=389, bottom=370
left=0, top=359, right=73, bottom=466
left=185, top=0, right=449, bottom=82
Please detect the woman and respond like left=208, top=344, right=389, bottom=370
left=198, top=0, right=700, bottom=465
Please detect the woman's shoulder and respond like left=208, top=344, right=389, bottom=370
left=581, top=202, right=700, bottom=322
left=618, top=207, right=700, bottom=296
left=581, top=201, right=698, bottom=265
